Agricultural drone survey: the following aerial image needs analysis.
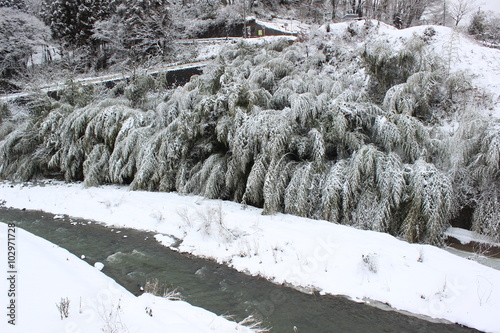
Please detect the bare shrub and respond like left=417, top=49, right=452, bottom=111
left=196, top=202, right=238, bottom=242
left=238, top=314, right=270, bottom=332
left=176, top=206, right=193, bottom=227
left=56, top=297, right=70, bottom=320
left=98, top=299, right=127, bottom=333
left=145, top=278, right=183, bottom=300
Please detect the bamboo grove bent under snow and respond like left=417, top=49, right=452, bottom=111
left=1, top=22, right=498, bottom=245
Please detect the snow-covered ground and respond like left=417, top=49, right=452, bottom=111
left=446, top=227, right=500, bottom=247
left=254, top=17, right=309, bottom=35
left=0, top=221, right=255, bottom=333
left=1, top=181, right=499, bottom=333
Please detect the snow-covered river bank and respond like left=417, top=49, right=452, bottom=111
left=1, top=207, right=478, bottom=332
left=0, top=220, right=255, bottom=333
left=1, top=181, right=499, bottom=332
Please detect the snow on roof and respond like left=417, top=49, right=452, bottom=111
left=445, top=227, right=500, bottom=247
left=253, top=17, right=309, bottom=35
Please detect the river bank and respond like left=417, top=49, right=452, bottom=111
left=0, top=220, right=256, bottom=332
left=1, top=207, right=482, bottom=332
left=1, top=180, right=499, bottom=332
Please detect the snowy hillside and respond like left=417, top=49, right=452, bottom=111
left=1, top=19, right=498, bottom=244
left=327, top=20, right=500, bottom=118
left=0, top=224, right=255, bottom=333
left=1, top=181, right=500, bottom=333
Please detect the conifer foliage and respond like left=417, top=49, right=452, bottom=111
left=41, top=0, right=116, bottom=46
left=93, top=0, right=174, bottom=63
left=0, top=0, right=24, bottom=9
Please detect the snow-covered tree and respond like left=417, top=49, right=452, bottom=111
left=0, top=7, right=50, bottom=78
left=1, top=26, right=497, bottom=245
left=93, top=0, right=175, bottom=63
left=446, top=112, right=500, bottom=242
left=120, top=0, right=174, bottom=58
left=468, top=10, right=500, bottom=46
left=0, top=0, right=25, bottom=9
left=401, top=160, right=456, bottom=244
left=41, top=0, right=116, bottom=47
left=449, top=0, right=477, bottom=26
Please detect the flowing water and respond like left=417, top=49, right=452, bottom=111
left=0, top=207, right=478, bottom=333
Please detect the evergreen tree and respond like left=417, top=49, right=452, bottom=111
left=0, top=0, right=25, bottom=9
left=468, top=10, right=485, bottom=38
left=93, top=0, right=174, bottom=62
left=121, top=0, right=173, bottom=58
left=41, top=0, right=115, bottom=46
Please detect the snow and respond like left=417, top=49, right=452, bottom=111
left=329, top=20, right=500, bottom=118
left=0, top=222, right=254, bottom=333
left=253, top=17, right=309, bottom=35
left=1, top=181, right=500, bottom=333
left=445, top=227, right=500, bottom=247
left=94, top=262, right=105, bottom=271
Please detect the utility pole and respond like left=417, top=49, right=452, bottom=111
left=243, top=0, right=247, bottom=38
left=443, top=0, right=447, bottom=26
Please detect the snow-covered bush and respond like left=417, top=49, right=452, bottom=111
left=362, top=34, right=440, bottom=102
left=446, top=113, right=500, bottom=242
left=58, top=80, right=95, bottom=108
left=468, top=10, right=500, bottom=47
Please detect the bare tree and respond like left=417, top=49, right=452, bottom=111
left=331, top=0, right=337, bottom=20
left=449, top=0, right=477, bottom=26
left=391, top=0, right=439, bottom=28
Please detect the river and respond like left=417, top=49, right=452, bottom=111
left=0, top=207, right=478, bottom=333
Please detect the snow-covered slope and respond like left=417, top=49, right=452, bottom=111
left=0, top=222, right=254, bottom=333
left=327, top=20, right=500, bottom=118
left=1, top=181, right=499, bottom=333
left=254, top=17, right=308, bottom=35
left=380, top=24, right=500, bottom=118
